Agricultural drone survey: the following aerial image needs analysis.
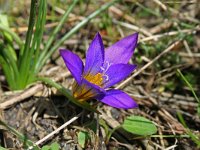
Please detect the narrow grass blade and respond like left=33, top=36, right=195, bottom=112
left=18, top=0, right=37, bottom=62
left=32, top=0, right=47, bottom=73
left=1, top=45, right=19, bottom=79
left=36, top=0, right=79, bottom=73
left=0, top=23, right=23, bottom=47
left=0, top=120, right=39, bottom=149
left=177, top=69, right=200, bottom=115
left=36, top=0, right=119, bottom=73
left=0, top=55, right=15, bottom=89
left=18, top=0, right=47, bottom=89
left=18, top=0, right=37, bottom=89
left=177, top=112, right=200, bottom=147
left=26, top=0, right=47, bottom=85
left=177, top=69, right=199, bottom=103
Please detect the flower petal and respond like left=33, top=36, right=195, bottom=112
left=73, top=78, right=105, bottom=101
left=103, top=64, right=136, bottom=88
left=105, top=33, right=138, bottom=64
left=84, top=32, right=104, bottom=75
left=99, top=89, right=138, bottom=109
left=60, top=49, right=83, bottom=84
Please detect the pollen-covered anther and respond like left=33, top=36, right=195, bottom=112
left=84, top=73, right=103, bottom=86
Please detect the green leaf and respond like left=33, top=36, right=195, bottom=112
left=78, top=131, right=89, bottom=148
left=0, top=14, right=13, bottom=43
left=41, top=145, right=50, bottom=150
left=0, top=14, right=9, bottom=27
left=50, top=142, right=60, bottom=150
left=0, top=23, right=23, bottom=48
left=0, top=146, right=8, bottom=150
left=122, top=116, right=157, bottom=136
left=41, top=142, right=59, bottom=150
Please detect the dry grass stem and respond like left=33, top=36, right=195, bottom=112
left=116, top=40, right=181, bottom=89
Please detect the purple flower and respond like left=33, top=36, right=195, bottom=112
left=60, top=32, right=138, bottom=109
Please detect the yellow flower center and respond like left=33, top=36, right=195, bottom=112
left=84, top=73, right=103, bottom=87
left=72, top=73, right=104, bottom=101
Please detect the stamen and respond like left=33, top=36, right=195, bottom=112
left=100, top=61, right=112, bottom=82
left=103, top=74, right=109, bottom=81
left=100, top=66, right=105, bottom=71
left=84, top=73, right=103, bottom=86
left=101, top=61, right=111, bottom=73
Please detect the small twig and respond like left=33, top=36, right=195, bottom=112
left=155, top=64, right=186, bottom=75
left=116, top=40, right=181, bottom=89
left=138, top=86, right=158, bottom=105
left=152, top=0, right=167, bottom=11
left=0, top=84, right=44, bottom=109
left=113, top=19, right=155, bottom=38
left=164, top=145, right=178, bottom=150
left=141, top=27, right=199, bottom=42
left=179, top=52, right=200, bottom=58
left=150, top=21, right=172, bottom=34
left=156, top=116, right=165, bottom=148
left=34, top=112, right=83, bottom=146
left=109, top=6, right=136, bottom=24
left=158, top=108, right=185, bottom=134
left=0, top=70, right=70, bottom=109
left=183, top=40, right=194, bottom=60
left=151, top=141, right=165, bottom=150
left=168, top=122, right=178, bottom=149
left=11, top=22, right=59, bottom=33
